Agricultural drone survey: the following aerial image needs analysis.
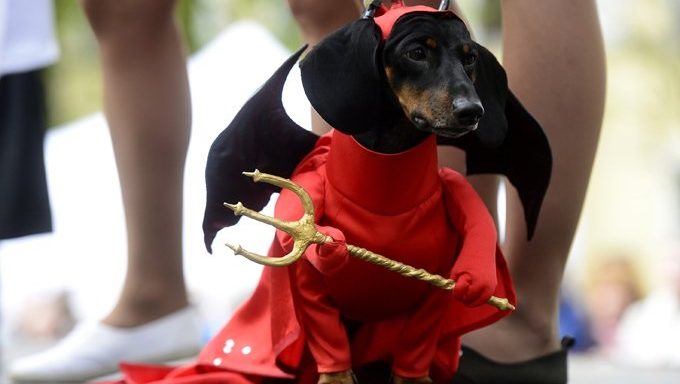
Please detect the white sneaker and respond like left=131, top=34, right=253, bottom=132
left=9, top=306, right=203, bottom=383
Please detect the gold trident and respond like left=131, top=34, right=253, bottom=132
left=224, top=170, right=514, bottom=311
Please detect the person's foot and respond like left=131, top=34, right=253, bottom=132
left=9, top=306, right=202, bottom=383
left=460, top=310, right=561, bottom=363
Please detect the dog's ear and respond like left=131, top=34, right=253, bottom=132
left=300, top=19, right=387, bottom=135
left=438, top=43, right=552, bottom=240
left=471, top=43, right=510, bottom=148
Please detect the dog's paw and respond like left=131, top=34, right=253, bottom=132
left=392, top=375, right=433, bottom=384
left=318, top=369, right=357, bottom=384
left=451, top=272, right=496, bottom=307
left=307, top=225, right=349, bottom=274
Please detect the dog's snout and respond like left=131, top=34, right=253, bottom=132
left=452, top=98, right=484, bottom=127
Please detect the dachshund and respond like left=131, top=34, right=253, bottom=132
left=200, top=1, right=551, bottom=383
left=291, top=3, right=509, bottom=383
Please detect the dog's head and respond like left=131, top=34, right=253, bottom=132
left=297, top=1, right=551, bottom=238
left=300, top=2, right=509, bottom=149
left=383, top=11, right=483, bottom=138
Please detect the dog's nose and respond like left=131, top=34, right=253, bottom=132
left=452, top=99, right=484, bottom=127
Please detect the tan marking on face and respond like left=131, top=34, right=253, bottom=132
left=427, top=87, right=455, bottom=126
left=429, top=87, right=453, bottom=110
left=385, top=66, right=394, bottom=84
left=393, top=84, right=423, bottom=119
left=385, top=64, right=454, bottom=126
left=417, top=88, right=440, bottom=122
left=426, top=37, right=438, bottom=49
left=393, top=84, right=451, bottom=125
left=462, top=44, right=471, bottom=54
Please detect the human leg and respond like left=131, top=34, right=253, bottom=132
left=10, top=1, right=199, bottom=381
left=452, top=343, right=570, bottom=384
left=288, top=0, right=364, bottom=136
left=288, top=0, right=364, bottom=47
left=81, top=0, right=192, bottom=326
left=460, top=0, right=606, bottom=362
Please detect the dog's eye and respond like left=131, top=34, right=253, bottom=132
left=463, top=53, right=477, bottom=66
left=406, top=47, right=427, bottom=61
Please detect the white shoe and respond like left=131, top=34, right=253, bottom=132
left=9, top=306, right=203, bottom=383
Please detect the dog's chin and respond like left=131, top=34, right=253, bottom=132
left=413, top=118, right=478, bottom=139
left=435, top=125, right=477, bottom=138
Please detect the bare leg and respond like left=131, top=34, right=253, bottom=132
left=461, top=0, right=606, bottom=361
left=288, top=0, right=364, bottom=136
left=288, top=0, right=364, bottom=47
left=9, top=2, right=195, bottom=380
left=81, top=0, right=191, bottom=327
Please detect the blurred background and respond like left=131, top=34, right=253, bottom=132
left=1, top=0, right=679, bottom=382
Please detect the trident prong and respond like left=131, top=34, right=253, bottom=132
left=223, top=170, right=330, bottom=267
left=223, top=170, right=514, bottom=311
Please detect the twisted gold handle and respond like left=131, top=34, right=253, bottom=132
left=224, top=170, right=514, bottom=311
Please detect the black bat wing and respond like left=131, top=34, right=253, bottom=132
left=202, top=46, right=319, bottom=252
left=438, top=91, right=552, bottom=240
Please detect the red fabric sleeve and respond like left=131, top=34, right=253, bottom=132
left=291, top=259, right=352, bottom=373
left=273, top=148, right=352, bottom=373
left=439, top=168, right=498, bottom=307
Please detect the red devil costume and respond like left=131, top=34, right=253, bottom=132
left=104, top=130, right=515, bottom=383
left=104, top=2, right=552, bottom=383
left=251, top=130, right=514, bottom=380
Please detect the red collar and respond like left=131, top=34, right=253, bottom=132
left=326, top=131, right=440, bottom=215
